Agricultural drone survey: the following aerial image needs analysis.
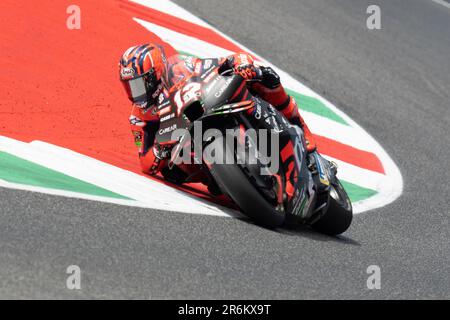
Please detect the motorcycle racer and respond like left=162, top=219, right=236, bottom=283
left=119, top=43, right=317, bottom=179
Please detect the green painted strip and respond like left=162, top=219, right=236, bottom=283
left=340, top=180, right=377, bottom=203
left=0, top=151, right=376, bottom=205
left=286, top=89, right=348, bottom=126
left=0, top=151, right=130, bottom=200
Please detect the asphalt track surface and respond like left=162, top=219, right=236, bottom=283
left=1, top=0, right=449, bottom=299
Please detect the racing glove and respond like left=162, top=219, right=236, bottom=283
left=225, top=52, right=261, bottom=80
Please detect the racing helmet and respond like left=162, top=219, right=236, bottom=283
left=119, top=44, right=166, bottom=108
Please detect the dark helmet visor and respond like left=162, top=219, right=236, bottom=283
left=121, top=70, right=161, bottom=106
left=121, top=77, right=147, bottom=104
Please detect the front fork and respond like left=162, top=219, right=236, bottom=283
left=305, top=151, right=339, bottom=225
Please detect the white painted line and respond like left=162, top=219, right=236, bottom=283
left=302, top=111, right=373, bottom=152
left=0, top=136, right=241, bottom=218
left=134, top=18, right=233, bottom=58
left=432, top=0, right=450, bottom=10
left=0, top=179, right=145, bottom=208
left=323, top=156, right=386, bottom=192
left=130, top=0, right=212, bottom=28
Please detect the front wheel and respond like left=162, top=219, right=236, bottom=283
left=208, top=135, right=286, bottom=229
left=311, top=180, right=353, bottom=235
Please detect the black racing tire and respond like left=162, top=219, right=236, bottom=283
left=208, top=136, right=286, bottom=229
left=312, top=179, right=353, bottom=236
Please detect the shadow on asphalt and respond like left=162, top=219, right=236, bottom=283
left=279, top=225, right=361, bottom=246
left=236, top=217, right=360, bottom=246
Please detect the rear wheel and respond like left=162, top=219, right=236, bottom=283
left=311, top=179, right=352, bottom=235
left=208, top=135, right=286, bottom=229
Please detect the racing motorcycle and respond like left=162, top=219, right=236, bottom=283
left=154, top=61, right=352, bottom=235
